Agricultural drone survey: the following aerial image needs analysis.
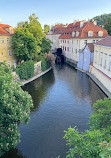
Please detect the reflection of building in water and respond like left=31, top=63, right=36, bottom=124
left=22, top=69, right=55, bottom=111
left=54, top=64, right=105, bottom=102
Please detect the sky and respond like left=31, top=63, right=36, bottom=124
left=1, top=0, right=111, bottom=28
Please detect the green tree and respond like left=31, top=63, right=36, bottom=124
left=44, top=24, right=50, bottom=34
left=41, top=37, right=52, bottom=53
left=64, top=98, right=111, bottom=158
left=104, top=17, right=111, bottom=35
left=28, top=13, right=45, bottom=45
left=12, top=27, right=37, bottom=62
left=0, top=62, right=33, bottom=156
left=17, top=21, right=28, bottom=28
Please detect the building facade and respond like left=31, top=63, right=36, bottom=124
left=0, top=24, right=16, bottom=67
left=59, top=20, right=108, bottom=64
left=89, top=36, right=111, bottom=93
left=46, top=25, right=67, bottom=53
left=78, top=43, right=94, bottom=71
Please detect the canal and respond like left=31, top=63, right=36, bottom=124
left=3, top=64, right=106, bottom=158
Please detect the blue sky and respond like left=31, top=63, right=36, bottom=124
left=1, top=0, right=111, bottom=28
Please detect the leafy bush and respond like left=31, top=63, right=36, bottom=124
left=64, top=98, right=111, bottom=158
left=41, top=59, right=50, bottom=71
left=16, top=61, right=34, bottom=79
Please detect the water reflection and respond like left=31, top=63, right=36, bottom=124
left=1, top=148, right=25, bottom=158
left=22, top=69, right=55, bottom=112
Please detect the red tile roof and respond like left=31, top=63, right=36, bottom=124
left=59, top=21, right=108, bottom=39
left=95, top=36, right=111, bottom=47
left=0, top=24, right=14, bottom=35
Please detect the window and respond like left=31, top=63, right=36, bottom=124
left=63, top=40, right=64, bottom=43
left=72, top=39, right=73, bottom=44
left=88, top=31, right=93, bottom=37
left=65, top=47, right=66, bottom=51
left=100, top=52, right=103, bottom=66
left=76, top=31, right=79, bottom=37
left=67, top=40, right=69, bottom=44
left=104, top=54, right=107, bottom=68
left=67, top=47, right=69, bottom=51
left=13, top=60, right=16, bottom=68
left=95, top=51, right=98, bottom=64
left=72, top=31, right=75, bottom=37
left=63, top=46, right=64, bottom=50
left=1, top=38, right=4, bottom=43
left=108, top=55, right=111, bottom=71
left=96, top=40, right=98, bottom=42
left=93, top=40, right=95, bottom=43
left=61, top=46, right=62, bottom=49
left=7, top=38, right=9, bottom=43
left=98, top=31, right=103, bottom=37
left=84, top=40, right=87, bottom=44
left=72, top=48, right=73, bottom=53
left=75, top=49, right=77, bottom=54
left=8, top=50, right=12, bottom=56
left=8, top=62, right=10, bottom=67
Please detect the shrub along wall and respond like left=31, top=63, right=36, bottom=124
left=16, top=61, right=34, bottom=79
left=41, top=59, right=50, bottom=71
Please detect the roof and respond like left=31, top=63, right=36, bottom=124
left=87, top=43, right=94, bottom=52
left=95, top=36, right=111, bottom=47
left=0, top=24, right=14, bottom=35
left=59, top=21, right=108, bottom=39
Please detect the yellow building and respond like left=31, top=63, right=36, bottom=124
left=0, top=24, right=17, bottom=67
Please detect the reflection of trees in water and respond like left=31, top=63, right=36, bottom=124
left=1, top=148, right=25, bottom=158
left=22, top=69, right=55, bottom=112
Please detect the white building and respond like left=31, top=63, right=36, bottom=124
left=89, top=36, right=111, bottom=93
left=59, top=20, right=108, bottom=65
left=46, top=25, right=67, bottom=53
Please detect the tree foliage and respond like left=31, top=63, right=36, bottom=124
left=41, top=37, right=52, bottom=53
left=12, top=28, right=37, bottom=62
left=90, top=13, right=111, bottom=26
left=16, top=60, right=34, bottom=79
left=44, top=24, right=50, bottom=34
left=104, top=17, right=111, bottom=36
left=0, top=62, right=33, bottom=157
left=64, top=98, right=111, bottom=158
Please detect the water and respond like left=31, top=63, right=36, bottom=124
left=2, top=64, right=106, bottom=158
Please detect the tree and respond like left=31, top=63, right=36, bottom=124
left=64, top=98, right=111, bottom=158
left=0, top=62, right=33, bottom=156
left=41, top=37, right=52, bottom=53
left=12, top=27, right=37, bottom=62
left=17, top=21, right=28, bottom=28
left=44, top=24, right=50, bottom=34
left=90, top=13, right=111, bottom=26
left=28, top=13, right=45, bottom=45
left=104, top=17, right=111, bottom=35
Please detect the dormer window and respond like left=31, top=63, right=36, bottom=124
left=88, top=31, right=93, bottom=37
left=98, top=31, right=103, bottom=37
left=76, top=31, right=79, bottom=37
left=72, top=31, right=75, bottom=37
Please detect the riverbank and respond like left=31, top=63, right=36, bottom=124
left=21, top=67, right=52, bottom=85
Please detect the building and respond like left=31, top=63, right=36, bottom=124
left=0, top=23, right=16, bottom=67
left=46, top=24, right=67, bottom=53
left=89, top=36, right=111, bottom=93
left=78, top=43, right=94, bottom=71
left=59, top=20, right=108, bottom=65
